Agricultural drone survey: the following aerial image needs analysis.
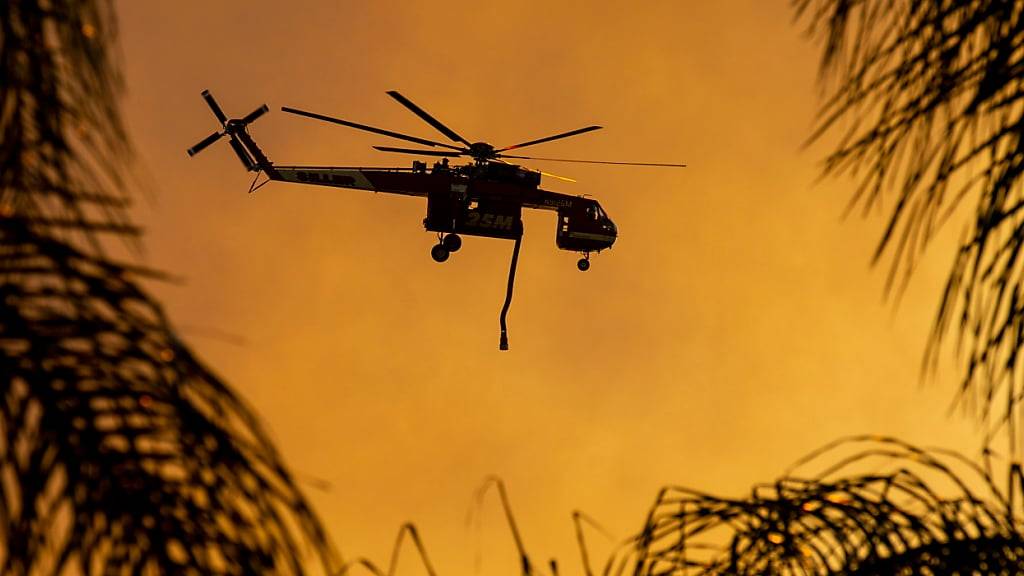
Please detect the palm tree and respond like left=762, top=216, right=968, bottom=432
left=0, top=1, right=336, bottom=573
left=792, top=0, right=1024, bottom=446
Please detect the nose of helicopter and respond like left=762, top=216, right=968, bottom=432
left=603, top=217, right=618, bottom=247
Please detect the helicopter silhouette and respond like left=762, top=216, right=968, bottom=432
left=187, top=90, right=684, bottom=349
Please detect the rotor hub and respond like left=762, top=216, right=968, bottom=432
left=468, top=142, right=496, bottom=161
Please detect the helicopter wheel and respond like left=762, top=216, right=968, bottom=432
left=577, top=256, right=591, bottom=272
left=431, top=244, right=450, bottom=263
left=442, top=233, right=462, bottom=252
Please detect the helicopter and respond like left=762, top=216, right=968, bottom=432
left=187, top=90, right=685, bottom=349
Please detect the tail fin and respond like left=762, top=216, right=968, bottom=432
left=187, top=90, right=269, bottom=171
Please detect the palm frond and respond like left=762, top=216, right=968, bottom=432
left=795, top=0, right=1024, bottom=444
left=334, top=440, right=1024, bottom=576
left=608, top=436, right=1024, bottom=575
left=0, top=0, right=337, bottom=572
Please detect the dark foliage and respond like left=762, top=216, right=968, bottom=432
left=794, top=0, right=1024, bottom=444
left=607, top=436, right=1024, bottom=575
left=0, top=1, right=336, bottom=573
left=341, top=441, right=1024, bottom=575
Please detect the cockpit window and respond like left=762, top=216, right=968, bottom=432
left=586, top=205, right=599, bottom=221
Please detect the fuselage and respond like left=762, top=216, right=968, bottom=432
left=266, top=160, right=618, bottom=252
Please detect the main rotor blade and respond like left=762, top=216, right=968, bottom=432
left=187, top=131, right=223, bottom=156
left=537, top=170, right=577, bottom=183
left=373, top=146, right=466, bottom=157
left=241, top=104, right=269, bottom=125
left=498, top=154, right=687, bottom=168
left=496, top=126, right=603, bottom=152
left=202, top=90, right=227, bottom=124
left=282, top=106, right=465, bottom=151
left=495, top=157, right=576, bottom=183
left=386, top=91, right=472, bottom=147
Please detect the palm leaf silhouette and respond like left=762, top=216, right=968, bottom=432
left=609, top=436, right=1024, bottom=575
left=0, top=1, right=336, bottom=573
left=339, top=441, right=1024, bottom=575
left=793, top=0, right=1024, bottom=445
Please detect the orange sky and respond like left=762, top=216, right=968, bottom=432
left=118, top=1, right=982, bottom=573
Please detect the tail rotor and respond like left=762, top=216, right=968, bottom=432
left=187, top=90, right=268, bottom=171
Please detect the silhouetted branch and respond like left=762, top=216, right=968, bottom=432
left=573, top=510, right=614, bottom=576
left=331, top=523, right=437, bottom=576
left=472, top=476, right=534, bottom=576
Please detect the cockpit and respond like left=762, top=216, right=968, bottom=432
left=555, top=200, right=617, bottom=252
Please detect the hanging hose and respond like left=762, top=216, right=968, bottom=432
left=499, top=233, right=523, bottom=350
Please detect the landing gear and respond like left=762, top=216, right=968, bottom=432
left=577, top=254, right=591, bottom=271
left=431, top=244, right=450, bottom=262
left=442, top=233, right=462, bottom=252
left=431, top=233, right=461, bottom=263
